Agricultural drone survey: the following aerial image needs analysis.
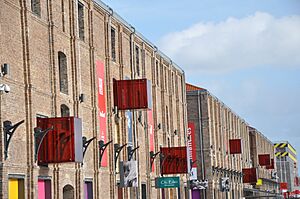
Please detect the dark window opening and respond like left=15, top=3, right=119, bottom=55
left=156, top=60, right=159, bottom=86
left=31, top=0, right=41, bottom=17
left=61, top=104, right=70, bottom=117
left=58, top=52, right=68, bottom=94
left=135, top=46, right=140, bottom=76
left=111, top=28, right=116, bottom=61
left=78, top=2, right=84, bottom=41
left=63, top=184, right=74, bottom=199
left=61, top=0, right=65, bottom=32
left=141, top=183, right=147, bottom=199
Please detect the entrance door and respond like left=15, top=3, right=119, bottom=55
left=63, top=184, right=74, bottom=199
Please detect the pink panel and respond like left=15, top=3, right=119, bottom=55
left=38, top=180, right=45, bottom=199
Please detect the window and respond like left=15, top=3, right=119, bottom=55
left=31, top=0, right=41, bottom=17
left=111, top=28, right=116, bottom=61
left=61, top=0, right=65, bottom=32
left=141, top=183, right=147, bottom=199
left=63, top=185, right=74, bottom=199
left=58, top=52, right=68, bottom=94
left=135, top=46, right=140, bottom=76
left=61, top=104, right=70, bottom=117
left=78, top=2, right=84, bottom=40
left=156, top=61, right=159, bottom=86
left=166, top=106, right=169, bottom=132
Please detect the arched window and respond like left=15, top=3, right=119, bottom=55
left=63, top=184, right=74, bottom=199
left=58, top=52, right=68, bottom=94
left=61, top=104, right=70, bottom=117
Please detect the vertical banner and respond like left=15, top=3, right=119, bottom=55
left=148, top=110, right=155, bottom=171
left=126, top=111, right=133, bottom=146
left=96, top=61, right=107, bottom=167
left=187, top=122, right=197, bottom=167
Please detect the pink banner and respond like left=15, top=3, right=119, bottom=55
left=188, top=122, right=197, bottom=168
left=96, top=61, right=107, bottom=167
left=148, top=110, right=155, bottom=171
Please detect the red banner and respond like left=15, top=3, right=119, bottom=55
left=266, top=158, right=275, bottom=169
left=188, top=122, right=197, bottom=168
left=280, top=182, right=288, bottom=190
left=96, top=61, right=107, bottom=167
left=37, top=117, right=83, bottom=164
left=160, top=147, right=188, bottom=175
left=148, top=110, right=155, bottom=171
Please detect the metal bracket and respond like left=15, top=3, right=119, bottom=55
left=34, top=126, right=53, bottom=162
left=150, top=151, right=160, bottom=170
left=99, top=140, right=112, bottom=167
left=114, top=143, right=127, bottom=169
left=3, top=120, right=25, bottom=160
left=127, top=145, right=139, bottom=161
left=82, top=136, right=96, bottom=159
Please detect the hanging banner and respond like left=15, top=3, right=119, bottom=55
left=96, top=61, right=107, bottom=167
left=188, top=122, right=197, bottom=168
left=148, top=110, right=155, bottom=171
left=119, top=161, right=138, bottom=187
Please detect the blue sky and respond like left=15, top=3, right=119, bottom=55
left=100, top=0, right=300, bottom=168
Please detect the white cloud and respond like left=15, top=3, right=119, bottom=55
left=159, top=12, right=300, bottom=73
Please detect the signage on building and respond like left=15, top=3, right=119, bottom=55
left=256, top=179, right=263, bottom=186
left=190, top=168, right=198, bottom=180
left=37, top=117, right=83, bottom=164
left=113, top=79, right=152, bottom=110
left=96, top=61, right=108, bottom=167
left=160, top=146, right=188, bottom=175
left=280, top=182, right=288, bottom=193
left=242, top=168, right=257, bottom=184
left=258, top=154, right=271, bottom=166
left=220, top=177, right=230, bottom=192
left=155, top=177, right=180, bottom=188
left=188, top=122, right=197, bottom=167
left=229, top=139, right=242, bottom=154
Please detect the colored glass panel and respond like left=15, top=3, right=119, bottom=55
left=38, top=180, right=45, bottom=199
left=9, top=179, right=18, bottom=199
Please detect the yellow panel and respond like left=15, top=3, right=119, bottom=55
left=275, top=152, right=281, bottom=157
left=281, top=152, right=288, bottom=156
left=288, top=153, right=297, bottom=162
left=280, top=143, right=287, bottom=148
left=288, top=144, right=297, bottom=155
left=274, top=143, right=280, bottom=148
left=9, top=179, right=18, bottom=199
left=256, top=179, right=263, bottom=186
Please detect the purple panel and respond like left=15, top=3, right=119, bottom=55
left=192, top=190, right=201, bottom=199
left=45, top=180, right=51, bottom=199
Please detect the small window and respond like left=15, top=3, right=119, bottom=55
left=61, top=0, right=65, bottom=32
left=156, top=61, right=159, bottom=86
left=166, top=106, right=169, bottom=132
left=111, top=28, right=116, bottom=61
left=31, top=0, right=41, bottom=17
left=58, top=52, right=68, bottom=94
left=141, top=183, right=147, bottom=199
left=78, top=2, right=84, bottom=41
left=61, top=104, right=70, bottom=117
left=135, top=46, right=140, bottom=76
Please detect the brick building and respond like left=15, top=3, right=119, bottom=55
left=186, top=84, right=251, bottom=199
left=0, top=0, right=187, bottom=198
left=186, top=84, right=281, bottom=199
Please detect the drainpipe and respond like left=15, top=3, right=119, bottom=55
left=129, top=25, right=138, bottom=199
left=198, top=90, right=206, bottom=198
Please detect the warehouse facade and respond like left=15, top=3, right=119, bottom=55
left=186, top=84, right=280, bottom=199
left=0, top=0, right=187, bottom=198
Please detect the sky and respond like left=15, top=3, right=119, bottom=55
left=100, top=0, right=300, bottom=166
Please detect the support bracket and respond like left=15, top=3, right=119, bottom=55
left=34, top=126, right=53, bottom=162
left=99, top=140, right=112, bottom=167
left=82, top=136, right=96, bottom=159
left=3, top=120, right=24, bottom=160
left=127, top=145, right=139, bottom=161
left=114, top=143, right=127, bottom=169
left=150, top=151, right=160, bottom=170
